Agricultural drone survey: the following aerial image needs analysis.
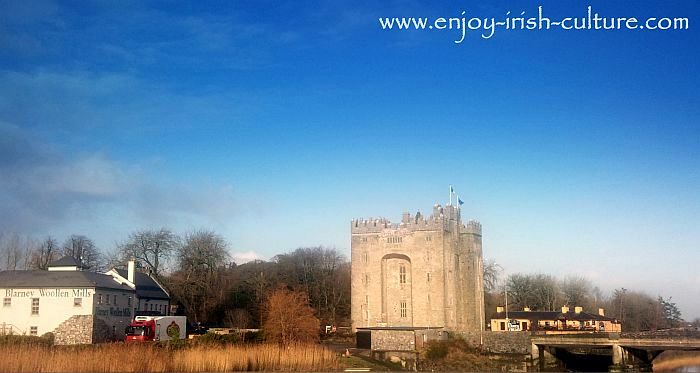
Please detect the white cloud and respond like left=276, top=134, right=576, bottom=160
left=231, top=251, right=263, bottom=264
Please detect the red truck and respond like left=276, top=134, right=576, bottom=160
left=125, top=316, right=187, bottom=342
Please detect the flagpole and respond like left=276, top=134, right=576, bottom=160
left=449, top=185, right=453, bottom=205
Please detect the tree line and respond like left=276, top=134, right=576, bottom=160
left=1, top=230, right=692, bottom=332
left=0, top=229, right=350, bottom=329
left=484, top=268, right=688, bottom=332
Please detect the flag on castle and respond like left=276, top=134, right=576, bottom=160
left=458, top=198, right=464, bottom=206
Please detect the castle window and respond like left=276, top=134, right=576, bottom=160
left=30, top=326, right=37, bottom=336
left=400, top=302, right=407, bottom=318
left=426, top=235, right=432, bottom=242
left=362, top=252, right=368, bottom=263
left=3, top=298, right=10, bottom=307
left=364, top=273, right=370, bottom=285
left=427, top=273, right=431, bottom=282
left=399, top=265, right=406, bottom=284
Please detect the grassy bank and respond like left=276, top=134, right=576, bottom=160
left=0, top=342, right=338, bottom=372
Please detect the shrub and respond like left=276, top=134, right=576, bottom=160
left=194, top=332, right=240, bottom=345
left=0, top=334, right=53, bottom=347
left=426, top=341, right=449, bottom=360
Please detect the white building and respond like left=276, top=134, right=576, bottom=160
left=0, top=256, right=170, bottom=344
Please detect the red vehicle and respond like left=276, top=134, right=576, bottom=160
left=125, top=316, right=187, bottom=342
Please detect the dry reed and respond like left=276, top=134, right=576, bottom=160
left=0, top=343, right=338, bottom=372
left=653, top=355, right=700, bottom=371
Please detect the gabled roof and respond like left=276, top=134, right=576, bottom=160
left=490, top=310, right=618, bottom=322
left=0, top=270, right=133, bottom=291
left=114, top=269, right=169, bottom=300
left=47, top=255, right=89, bottom=269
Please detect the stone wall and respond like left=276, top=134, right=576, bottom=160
left=54, top=315, right=93, bottom=345
left=372, top=329, right=416, bottom=351
left=457, top=331, right=531, bottom=354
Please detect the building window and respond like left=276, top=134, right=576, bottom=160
left=30, top=326, right=37, bottom=336
left=387, top=236, right=403, bottom=244
left=364, top=273, right=370, bottom=285
left=98, top=294, right=103, bottom=305
left=427, top=273, right=431, bottom=282
left=426, top=235, right=432, bottom=241
left=113, top=295, right=117, bottom=305
left=106, top=295, right=110, bottom=305
left=399, top=265, right=406, bottom=284
left=74, top=298, right=82, bottom=307
left=31, top=298, right=39, bottom=315
left=400, top=302, right=407, bottom=318
left=128, top=297, right=132, bottom=306
left=362, top=252, right=368, bottom=263
left=3, top=298, right=10, bottom=307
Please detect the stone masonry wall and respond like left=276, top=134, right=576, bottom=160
left=457, top=331, right=531, bottom=354
left=372, top=330, right=416, bottom=351
left=54, top=315, right=93, bottom=345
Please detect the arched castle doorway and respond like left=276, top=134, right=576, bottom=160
left=381, top=253, right=412, bottom=326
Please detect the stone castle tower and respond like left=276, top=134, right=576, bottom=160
left=351, top=203, right=485, bottom=333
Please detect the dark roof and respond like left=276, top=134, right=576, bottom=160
left=490, top=311, right=618, bottom=322
left=0, top=270, right=134, bottom=292
left=47, top=256, right=89, bottom=269
left=115, top=269, right=169, bottom=300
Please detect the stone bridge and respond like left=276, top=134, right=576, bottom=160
left=531, top=331, right=700, bottom=370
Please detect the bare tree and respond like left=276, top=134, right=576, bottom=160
left=30, top=236, right=60, bottom=270
left=118, top=228, right=179, bottom=275
left=559, top=276, right=592, bottom=307
left=226, top=308, right=251, bottom=329
left=506, top=273, right=534, bottom=309
left=1, top=233, right=22, bottom=270
left=62, top=235, right=102, bottom=271
left=263, top=288, right=320, bottom=345
left=530, top=274, right=560, bottom=311
left=483, top=258, right=502, bottom=293
left=168, top=230, right=229, bottom=322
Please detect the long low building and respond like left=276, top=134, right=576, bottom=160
left=490, top=306, right=622, bottom=333
left=0, top=256, right=170, bottom=344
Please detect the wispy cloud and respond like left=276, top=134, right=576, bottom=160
left=0, top=122, right=238, bottom=237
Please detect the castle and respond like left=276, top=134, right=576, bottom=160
left=351, top=202, right=485, bottom=334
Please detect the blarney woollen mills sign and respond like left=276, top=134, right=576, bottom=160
left=5, top=288, right=93, bottom=298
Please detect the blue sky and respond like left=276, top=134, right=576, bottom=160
left=0, top=0, right=698, bottom=317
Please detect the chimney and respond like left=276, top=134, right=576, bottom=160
left=127, top=260, right=135, bottom=284
left=523, top=307, right=530, bottom=312
left=598, top=308, right=605, bottom=316
left=497, top=306, right=504, bottom=313
left=575, top=306, right=583, bottom=314
left=561, top=306, right=569, bottom=313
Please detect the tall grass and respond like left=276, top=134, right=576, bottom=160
left=0, top=343, right=338, bottom=372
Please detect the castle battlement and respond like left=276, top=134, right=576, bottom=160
left=351, top=203, right=481, bottom=235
